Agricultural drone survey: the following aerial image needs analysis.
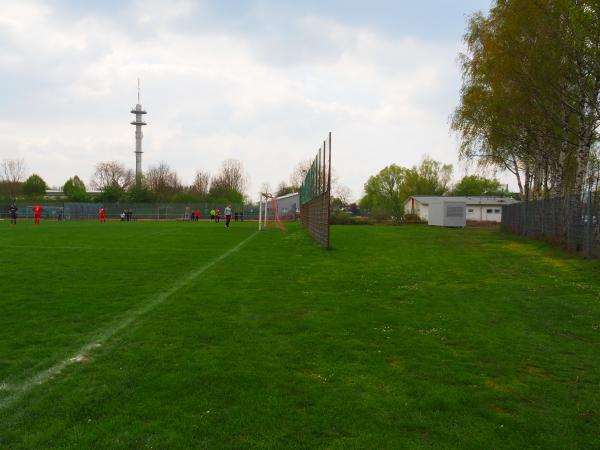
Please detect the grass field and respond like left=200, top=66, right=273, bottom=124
left=0, top=219, right=599, bottom=449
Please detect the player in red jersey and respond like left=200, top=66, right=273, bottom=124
left=99, top=207, right=106, bottom=223
left=32, top=205, right=43, bottom=225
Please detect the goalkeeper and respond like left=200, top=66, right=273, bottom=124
left=224, top=204, right=232, bottom=228
left=9, top=204, right=18, bottom=225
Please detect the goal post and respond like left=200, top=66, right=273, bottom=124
left=300, top=132, right=332, bottom=248
left=258, top=192, right=285, bottom=231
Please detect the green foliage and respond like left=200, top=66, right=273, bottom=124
left=405, top=156, right=453, bottom=196
left=125, top=185, right=157, bottom=203
left=452, top=175, right=507, bottom=196
left=361, top=157, right=453, bottom=222
left=330, top=196, right=348, bottom=213
left=361, top=164, right=407, bottom=222
left=169, top=191, right=199, bottom=203
left=63, top=176, right=88, bottom=202
left=452, top=0, right=600, bottom=197
left=22, top=174, right=47, bottom=197
left=97, top=185, right=125, bottom=203
left=207, top=186, right=244, bottom=205
left=329, top=210, right=373, bottom=225
left=403, top=213, right=425, bottom=224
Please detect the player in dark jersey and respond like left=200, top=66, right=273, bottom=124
left=9, top=204, right=18, bottom=225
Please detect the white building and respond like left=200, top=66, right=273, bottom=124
left=427, top=199, right=466, bottom=227
left=263, top=192, right=300, bottom=220
left=404, top=196, right=519, bottom=223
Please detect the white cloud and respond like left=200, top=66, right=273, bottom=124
left=0, top=0, right=505, bottom=199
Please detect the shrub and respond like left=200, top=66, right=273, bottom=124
left=403, top=213, right=425, bottom=224
left=330, top=211, right=373, bottom=225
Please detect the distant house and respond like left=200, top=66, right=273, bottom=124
left=263, top=192, right=299, bottom=220
left=404, top=196, right=519, bottom=223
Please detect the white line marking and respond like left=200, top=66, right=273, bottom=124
left=0, top=245, right=218, bottom=252
left=0, top=231, right=257, bottom=410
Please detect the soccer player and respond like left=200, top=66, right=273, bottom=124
left=216, top=208, right=221, bottom=223
left=210, top=208, right=216, bottom=222
left=194, top=210, right=200, bottom=222
left=32, top=204, right=43, bottom=225
left=99, top=207, right=106, bottom=223
left=9, top=204, right=18, bottom=225
left=224, top=204, right=232, bottom=228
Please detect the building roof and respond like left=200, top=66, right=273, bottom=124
left=407, top=196, right=519, bottom=206
left=277, top=192, right=299, bottom=201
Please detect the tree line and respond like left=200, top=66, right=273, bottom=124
left=451, top=0, right=600, bottom=199
left=357, top=156, right=509, bottom=222
left=0, top=158, right=248, bottom=204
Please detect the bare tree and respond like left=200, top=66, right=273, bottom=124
left=190, top=170, right=211, bottom=196
left=334, top=184, right=353, bottom=205
left=289, top=159, right=313, bottom=189
left=0, top=158, right=27, bottom=198
left=276, top=181, right=296, bottom=197
left=211, top=159, right=248, bottom=194
left=91, top=161, right=134, bottom=190
left=259, top=182, right=271, bottom=195
left=1, top=158, right=26, bottom=183
left=145, top=162, right=182, bottom=195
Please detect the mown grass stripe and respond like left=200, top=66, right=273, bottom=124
left=0, top=231, right=258, bottom=410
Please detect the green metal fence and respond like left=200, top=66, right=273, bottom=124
left=300, top=132, right=332, bottom=248
left=1, top=202, right=258, bottom=221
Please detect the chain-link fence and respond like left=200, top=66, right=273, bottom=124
left=300, top=132, right=332, bottom=248
left=502, top=192, right=600, bottom=258
left=1, top=202, right=259, bottom=221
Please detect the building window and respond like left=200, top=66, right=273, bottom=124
left=446, top=206, right=464, bottom=217
left=468, top=209, right=474, bottom=213
left=486, top=209, right=493, bottom=214
left=494, top=209, right=500, bottom=213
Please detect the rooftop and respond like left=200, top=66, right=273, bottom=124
left=409, top=196, right=519, bottom=206
left=277, top=192, right=299, bottom=200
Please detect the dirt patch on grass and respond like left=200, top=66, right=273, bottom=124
left=387, top=357, right=403, bottom=370
left=526, top=366, right=553, bottom=380
left=485, top=379, right=515, bottom=393
left=69, top=355, right=91, bottom=364
left=303, top=371, right=332, bottom=383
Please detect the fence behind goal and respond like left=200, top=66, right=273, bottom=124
left=300, top=132, right=332, bottom=248
left=0, top=202, right=257, bottom=221
left=502, top=192, right=600, bottom=259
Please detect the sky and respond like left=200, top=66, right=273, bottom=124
left=0, top=0, right=496, bottom=200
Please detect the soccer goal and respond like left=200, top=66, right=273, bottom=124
left=258, top=193, right=285, bottom=231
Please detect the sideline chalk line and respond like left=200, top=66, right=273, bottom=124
left=0, top=231, right=258, bottom=410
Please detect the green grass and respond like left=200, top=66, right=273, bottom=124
left=0, top=219, right=598, bottom=449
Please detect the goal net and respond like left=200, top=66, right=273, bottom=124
left=258, top=193, right=285, bottom=231
left=300, top=132, right=332, bottom=248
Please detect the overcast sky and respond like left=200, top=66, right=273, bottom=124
left=0, top=0, right=496, bottom=199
